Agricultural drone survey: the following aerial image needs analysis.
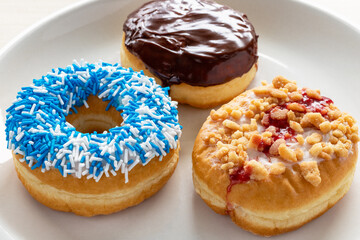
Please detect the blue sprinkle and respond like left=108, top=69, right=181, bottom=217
left=125, top=142, right=135, bottom=151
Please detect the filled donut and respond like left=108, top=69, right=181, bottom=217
left=192, top=76, right=358, bottom=236
left=5, top=60, right=182, bottom=216
left=121, top=0, right=258, bottom=108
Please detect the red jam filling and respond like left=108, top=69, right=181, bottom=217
left=227, top=165, right=252, bottom=193
left=225, top=165, right=252, bottom=212
left=259, top=112, right=295, bottom=153
left=297, top=89, right=333, bottom=116
left=226, top=88, right=334, bottom=203
left=258, top=88, right=333, bottom=153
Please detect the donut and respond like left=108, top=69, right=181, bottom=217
left=5, top=60, right=182, bottom=216
left=121, top=0, right=258, bottom=108
left=192, top=76, right=359, bottom=236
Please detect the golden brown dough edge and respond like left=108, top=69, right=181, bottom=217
left=13, top=144, right=179, bottom=217
left=192, top=159, right=356, bottom=236
left=120, top=34, right=257, bottom=109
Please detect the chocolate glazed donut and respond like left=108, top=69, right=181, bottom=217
left=123, top=0, right=258, bottom=87
left=121, top=0, right=258, bottom=108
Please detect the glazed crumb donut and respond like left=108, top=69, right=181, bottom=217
left=121, top=0, right=258, bottom=108
left=192, top=76, right=359, bottom=236
left=5, top=60, right=182, bottom=216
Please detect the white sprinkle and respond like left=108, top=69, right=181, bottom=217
left=104, top=163, right=110, bottom=172
left=78, top=75, right=87, bottom=83
left=15, top=131, right=25, bottom=142
left=108, top=77, right=124, bottom=87
left=91, top=156, right=103, bottom=162
left=85, top=155, right=90, bottom=169
left=55, top=124, right=60, bottom=133
left=144, top=151, right=155, bottom=159
left=15, top=105, right=25, bottom=111
left=29, top=159, right=34, bottom=168
left=33, top=88, right=48, bottom=93
left=95, top=171, right=104, bottom=182
left=66, top=92, right=73, bottom=113
left=100, top=145, right=108, bottom=156
left=65, top=122, right=75, bottom=129
left=112, top=85, right=121, bottom=97
left=63, top=139, right=74, bottom=148
left=83, top=100, right=89, bottom=108
left=73, top=145, right=79, bottom=161
left=110, top=169, right=117, bottom=176
left=56, top=151, right=66, bottom=160
left=63, top=169, right=68, bottom=177
left=81, top=142, right=87, bottom=151
left=163, top=108, right=170, bottom=115
left=128, top=159, right=140, bottom=171
left=57, top=95, right=64, bottom=105
left=98, top=88, right=111, bottom=98
left=120, top=162, right=125, bottom=173
left=69, top=155, right=75, bottom=168
left=76, top=147, right=82, bottom=161
left=36, top=113, right=46, bottom=123
left=9, top=130, right=14, bottom=139
left=124, top=149, right=129, bottom=164
left=45, top=161, right=51, bottom=170
left=73, top=59, right=81, bottom=67
left=127, top=136, right=137, bottom=143
left=14, top=147, right=24, bottom=155
left=124, top=168, right=129, bottom=183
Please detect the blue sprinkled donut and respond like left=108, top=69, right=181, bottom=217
left=5, top=60, right=182, bottom=216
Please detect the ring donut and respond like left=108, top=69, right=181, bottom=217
left=121, top=0, right=258, bottom=108
left=192, top=76, right=358, bottom=236
left=5, top=60, right=182, bottom=216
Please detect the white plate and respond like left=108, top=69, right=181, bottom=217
left=1, top=0, right=360, bottom=239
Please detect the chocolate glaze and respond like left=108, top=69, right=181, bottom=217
left=123, top=0, right=258, bottom=87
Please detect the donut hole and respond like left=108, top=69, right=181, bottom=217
left=70, top=117, right=117, bottom=134
left=66, top=95, right=123, bottom=134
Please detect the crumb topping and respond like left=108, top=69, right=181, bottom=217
left=201, top=76, right=358, bottom=186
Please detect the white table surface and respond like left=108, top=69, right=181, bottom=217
left=0, top=0, right=359, bottom=51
